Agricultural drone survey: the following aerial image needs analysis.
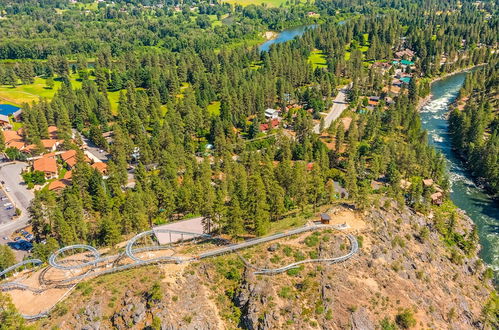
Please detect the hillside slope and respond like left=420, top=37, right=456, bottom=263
left=35, top=203, right=496, bottom=329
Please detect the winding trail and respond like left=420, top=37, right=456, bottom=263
left=0, top=223, right=358, bottom=320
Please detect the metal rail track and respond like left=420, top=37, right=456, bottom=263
left=0, top=224, right=358, bottom=320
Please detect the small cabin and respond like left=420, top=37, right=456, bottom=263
left=320, top=213, right=331, bottom=224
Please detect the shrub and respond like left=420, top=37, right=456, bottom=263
left=380, top=317, right=397, bottom=330
left=304, top=235, right=319, bottom=247
left=286, top=266, right=303, bottom=276
left=395, top=309, right=416, bottom=329
left=357, top=235, right=364, bottom=248
left=293, top=251, right=305, bottom=261
left=147, top=282, right=163, bottom=307
left=278, top=286, right=293, bottom=299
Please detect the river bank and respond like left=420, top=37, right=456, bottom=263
left=417, top=64, right=487, bottom=111
left=418, top=71, right=499, bottom=274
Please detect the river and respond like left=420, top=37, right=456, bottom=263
left=259, top=25, right=498, bottom=273
left=258, top=25, right=317, bottom=52
left=420, top=71, right=499, bottom=272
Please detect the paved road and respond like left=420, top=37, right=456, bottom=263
left=72, top=129, right=109, bottom=163
left=0, top=162, right=33, bottom=240
left=313, top=86, right=350, bottom=134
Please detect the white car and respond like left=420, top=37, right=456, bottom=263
left=5, top=187, right=10, bottom=192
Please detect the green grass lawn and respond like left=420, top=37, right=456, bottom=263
left=207, top=101, right=221, bottom=116
left=344, top=41, right=370, bottom=61
left=208, top=15, right=224, bottom=27
left=308, top=50, right=327, bottom=69
left=222, top=0, right=291, bottom=7
left=107, top=90, right=121, bottom=116
left=0, top=74, right=82, bottom=105
left=249, top=60, right=264, bottom=70
left=0, top=74, right=123, bottom=114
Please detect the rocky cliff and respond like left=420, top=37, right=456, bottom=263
left=35, top=203, right=496, bottom=329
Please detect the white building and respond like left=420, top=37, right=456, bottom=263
left=264, top=108, right=279, bottom=119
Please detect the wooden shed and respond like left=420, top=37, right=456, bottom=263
left=320, top=213, right=331, bottom=224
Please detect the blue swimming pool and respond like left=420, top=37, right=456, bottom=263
left=0, top=104, right=20, bottom=116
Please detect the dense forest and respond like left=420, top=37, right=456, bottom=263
left=449, top=60, right=499, bottom=197
left=0, top=0, right=495, bottom=262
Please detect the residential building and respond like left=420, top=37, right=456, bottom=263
left=264, top=108, right=279, bottom=119
left=33, top=157, right=57, bottom=179
left=12, top=109, right=22, bottom=122
left=0, top=115, right=11, bottom=128
left=41, top=139, right=60, bottom=152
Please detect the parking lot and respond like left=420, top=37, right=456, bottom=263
left=0, top=161, right=34, bottom=245
left=0, top=188, right=17, bottom=225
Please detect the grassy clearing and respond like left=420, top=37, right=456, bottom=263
left=107, top=90, right=121, bottom=115
left=308, top=50, right=327, bottom=69
left=208, top=14, right=224, bottom=27
left=207, top=101, right=221, bottom=116
left=0, top=73, right=129, bottom=115
left=0, top=75, right=82, bottom=105
left=222, top=0, right=291, bottom=7
left=249, top=60, right=263, bottom=70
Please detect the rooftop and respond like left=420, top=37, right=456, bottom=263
left=33, top=157, right=57, bottom=174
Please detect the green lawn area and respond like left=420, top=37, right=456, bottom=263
left=222, top=0, right=291, bottom=6
left=344, top=40, right=370, bottom=61
left=249, top=60, right=264, bottom=70
left=10, top=120, right=23, bottom=131
left=107, top=90, right=121, bottom=115
left=208, top=15, right=224, bottom=27
left=308, top=50, right=327, bottom=69
left=0, top=74, right=122, bottom=115
left=0, top=74, right=82, bottom=105
left=207, top=101, right=221, bottom=116
left=358, top=45, right=369, bottom=52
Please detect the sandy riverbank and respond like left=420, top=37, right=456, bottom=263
left=263, top=31, right=278, bottom=40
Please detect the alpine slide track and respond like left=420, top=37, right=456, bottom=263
left=0, top=223, right=359, bottom=320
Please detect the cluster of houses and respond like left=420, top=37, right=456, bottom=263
left=259, top=108, right=282, bottom=132
left=2, top=124, right=108, bottom=193
left=3, top=126, right=61, bottom=153
left=34, top=149, right=108, bottom=192
left=359, top=48, right=417, bottom=112
left=0, top=109, right=22, bottom=129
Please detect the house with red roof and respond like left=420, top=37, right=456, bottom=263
left=33, top=157, right=57, bottom=179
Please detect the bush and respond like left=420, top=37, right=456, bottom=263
left=22, top=170, right=46, bottom=186
left=357, top=235, right=364, bottom=248
left=293, top=251, right=305, bottom=261
left=286, top=266, right=302, bottom=276
left=380, top=317, right=397, bottom=330
left=395, top=309, right=416, bottom=329
left=304, top=235, right=319, bottom=247
left=278, top=286, right=293, bottom=299
left=147, top=282, right=163, bottom=307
